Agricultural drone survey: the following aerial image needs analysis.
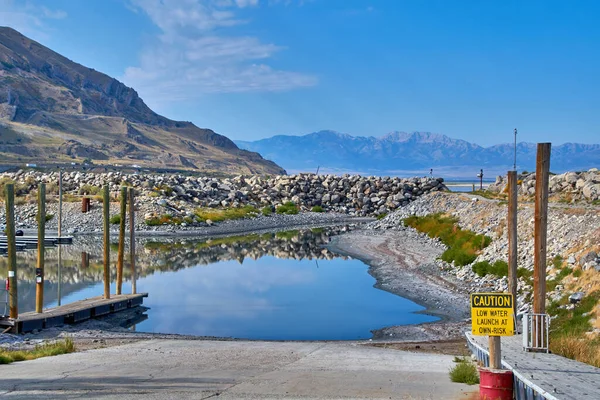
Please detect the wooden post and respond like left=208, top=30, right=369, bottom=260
left=488, top=336, right=501, bottom=369
left=103, top=185, right=110, bottom=299
left=5, top=184, right=18, bottom=319
left=81, top=252, right=89, bottom=269
left=58, top=169, right=63, bottom=237
left=534, top=143, right=551, bottom=347
left=533, top=143, right=551, bottom=315
left=129, top=187, right=136, bottom=295
left=116, top=186, right=127, bottom=295
left=507, top=171, right=518, bottom=316
left=35, top=183, right=46, bottom=313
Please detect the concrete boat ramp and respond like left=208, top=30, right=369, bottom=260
left=0, top=339, right=477, bottom=399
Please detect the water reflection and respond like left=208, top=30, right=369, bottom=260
left=1, top=227, right=437, bottom=339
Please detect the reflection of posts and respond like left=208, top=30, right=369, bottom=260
left=57, top=244, right=62, bottom=306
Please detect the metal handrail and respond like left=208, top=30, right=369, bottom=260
left=522, top=313, right=550, bottom=352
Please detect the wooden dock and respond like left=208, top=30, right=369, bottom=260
left=0, top=293, right=147, bottom=333
left=466, top=332, right=600, bottom=400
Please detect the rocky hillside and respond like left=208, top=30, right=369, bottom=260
left=0, top=27, right=284, bottom=175
left=370, top=191, right=600, bottom=335
left=489, top=169, right=600, bottom=202
left=236, top=130, right=600, bottom=174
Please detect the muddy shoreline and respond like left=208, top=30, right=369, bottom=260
left=328, top=228, right=470, bottom=341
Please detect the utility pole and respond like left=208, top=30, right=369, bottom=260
left=534, top=143, right=551, bottom=345
left=507, top=171, right=518, bottom=318
left=35, top=183, right=46, bottom=313
left=103, top=185, right=110, bottom=299
left=5, top=184, right=18, bottom=319
left=513, top=129, right=518, bottom=171
left=116, top=186, right=127, bottom=295
left=129, top=187, right=136, bottom=295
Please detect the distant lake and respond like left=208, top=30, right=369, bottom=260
left=6, top=228, right=438, bottom=340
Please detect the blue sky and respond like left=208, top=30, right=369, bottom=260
left=1, top=0, right=598, bottom=146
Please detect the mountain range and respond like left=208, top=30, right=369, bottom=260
left=0, top=27, right=285, bottom=175
left=236, top=131, right=600, bottom=176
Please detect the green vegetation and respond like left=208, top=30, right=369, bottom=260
left=261, top=206, right=273, bottom=216
left=469, top=189, right=506, bottom=200
left=403, top=214, right=491, bottom=266
left=376, top=213, right=388, bottom=220
left=311, top=205, right=324, bottom=213
left=276, top=202, right=299, bottom=215
left=548, top=291, right=600, bottom=367
left=45, top=213, right=54, bottom=222
left=78, top=185, right=101, bottom=195
left=449, top=358, right=479, bottom=385
left=275, top=230, right=299, bottom=240
left=472, top=260, right=508, bottom=277
left=0, top=338, right=75, bottom=364
left=145, top=214, right=186, bottom=226
left=110, top=215, right=121, bottom=225
left=548, top=264, right=574, bottom=292
left=195, top=205, right=259, bottom=222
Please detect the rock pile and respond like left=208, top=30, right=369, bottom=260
left=488, top=168, right=600, bottom=201
left=0, top=170, right=447, bottom=217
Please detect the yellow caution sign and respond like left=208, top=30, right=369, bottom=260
left=471, top=293, right=514, bottom=336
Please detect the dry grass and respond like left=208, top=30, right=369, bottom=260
left=550, top=336, right=600, bottom=368
left=0, top=338, right=75, bottom=364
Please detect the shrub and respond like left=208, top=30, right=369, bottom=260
left=44, top=213, right=54, bottom=222
left=277, top=202, right=298, bottom=215
left=311, top=205, right=324, bottom=213
left=78, top=185, right=101, bottom=195
left=405, top=214, right=492, bottom=267
left=261, top=206, right=273, bottom=216
left=376, top=213, right=388, bottom=220
left=110, top=215, right=121, bottom=225
left=449, top=359, right=479, bottom=385
left=472, top=260, right=509, bottom=277
left=195, top=205, right=258, bottom=222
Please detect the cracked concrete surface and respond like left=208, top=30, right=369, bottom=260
left=0, top=339, right=477, bottom=399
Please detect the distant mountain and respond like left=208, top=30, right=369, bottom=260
left=0, top=27, right=285, bottom=175
left=236, top=131, right=599, bottom=175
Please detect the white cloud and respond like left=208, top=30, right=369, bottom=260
left=124, top=0, right=316, bottom=100
left=0, top=0, right=67, bottom=41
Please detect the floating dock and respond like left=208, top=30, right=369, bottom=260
left=0, top=293, right=148, bottom=333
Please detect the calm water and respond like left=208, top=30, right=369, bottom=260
left=4, top=228, right=437, bottom=340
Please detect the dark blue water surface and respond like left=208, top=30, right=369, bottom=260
left=19, top=229, right=438, bottom=340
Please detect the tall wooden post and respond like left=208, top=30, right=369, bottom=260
left=129, top=187, right=136, bottom=294
left=534, top=143, right=551, bottom=347
left=58, top=169, right=63, bottom=237
left=35, top=183, right=46, bottom=313
left=116, top=186, right=127, bottom=295
left=103, top=185, right=110, bottom=299
left=533, top=144, right=551, bottom=315
left=5, top=184, right=18, bottom=319
left=507, top=171, right=518, bottom=316
left=488, top=336, right=501, bottom=369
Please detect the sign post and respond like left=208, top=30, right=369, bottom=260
left=471, top=292, right=515, bottom=399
